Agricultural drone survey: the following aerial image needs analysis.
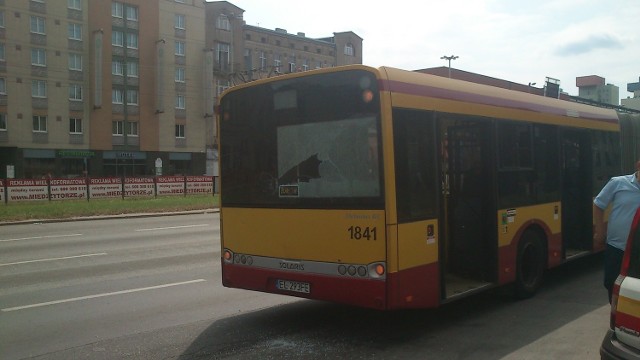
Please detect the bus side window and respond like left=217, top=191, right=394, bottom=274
left=393, top=109, right=438, bottom=222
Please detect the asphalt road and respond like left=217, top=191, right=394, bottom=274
left=0, top=213, right=611, bottom=359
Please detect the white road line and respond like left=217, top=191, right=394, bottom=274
left=0, top=233, right=83, bottom=243
left=0, top=253, right=108, bottom=267
left=135, top=224, right=210, bottom=232
left=1, top=279, right=207, bottom=312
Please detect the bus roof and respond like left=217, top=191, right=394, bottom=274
left=378, top=66, right=619, bottom=126
left=218, top=64, right=620, bottom=128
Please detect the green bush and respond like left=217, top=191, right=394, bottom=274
left=0, top=195, right=218, bottom=222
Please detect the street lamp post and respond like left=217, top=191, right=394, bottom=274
left=441, top=55, right=459, bottom=78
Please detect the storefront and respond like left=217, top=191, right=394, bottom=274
left=103, top=151, right=148, bottom=177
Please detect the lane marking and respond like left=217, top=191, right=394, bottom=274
left=0, top=233, right=83, bottom=243
left=0, top=253, right=108, bottom=267
left=1, top=279, right=207, bottom=312
left=135, top=224, right=210, bottom=232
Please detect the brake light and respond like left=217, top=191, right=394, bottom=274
left=223, top=249, right=233, bottom=262
left=610, top=275, right=624, bottom=329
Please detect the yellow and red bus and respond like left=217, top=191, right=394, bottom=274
left=218, top=65, right=639, bottom=310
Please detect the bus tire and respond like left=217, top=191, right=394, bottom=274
left=514, top=230, right=546, bottom=299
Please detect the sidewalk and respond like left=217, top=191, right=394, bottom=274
left=0, top=208, right=220, bottom=226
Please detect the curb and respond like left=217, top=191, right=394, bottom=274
left=0, top=208, right=220, bottom=226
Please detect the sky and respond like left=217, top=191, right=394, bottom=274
left=228, top=0, right=638, bottom=103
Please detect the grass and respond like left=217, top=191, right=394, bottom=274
left=0, top=195, right=219, bottom=222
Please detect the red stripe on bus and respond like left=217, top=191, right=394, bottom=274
left=387, top=262, right=440, bottom=309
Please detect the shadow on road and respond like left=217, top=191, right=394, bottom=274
left=179, top=254, right=608, bottom=359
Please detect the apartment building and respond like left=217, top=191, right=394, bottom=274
left=0, top=0, right=362, bottom=179
left=576, top=75, right=620, bottom=106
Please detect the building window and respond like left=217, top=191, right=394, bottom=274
left=175, top=14, right=185, bottom=30
left=126, top=6, right=138, bottom=21
left=216, top=43, right=230, bottom=70
left=126, top=89, right=138, bottom=105
left=175, top=41, right=185, bottom=56
left=216, top=15, right=230, bottom=31
left=344, top=43, right=354, bottom=56
left=112, top=60, right=123, bottom=75
left=126, top=121, right=138, bottom=136
left=31, top=48, right=47, bottom=66
left=112, top=88, right=123, bottom=104
left=126, top=33, right=138, bottom=49
left=0, top=43, right=5, bottom=61
left=127, top=61, right=138, bottom=77
left=274, top=54, right=281, bottom=71
left=0, top=11, right=5, bottom=28
left=0, top=78, right=5, bottom=94
left=32, top=80, right=47, bottom=98
left=68, top=0, right=81, bottom=10
left=69, top=84, right=82, bottom=101
left=68, top=23, right=82, bottom=40
left=176, top=95, right=185, bottom=109
left=289, top=62, right=296, bottom=73
left=69, top=118, right=82, bottom=134
left=259, top=51, right=266, bottom=69
left=112, top=31, right=124, bottom=47
left=112, top=2, right=123, bottom=18
left=30, top=16, right=46, bottom=34
left=175, top=124, right=185, bottom=138
left=0, top=113, right=6, bottom=131
left=69, top=53, right=82, bottom=70
left=175, top=67, right=185, bottom=82
left=112, top=120, right=123, bottom=135
left=33, top=115, right=47, bottom=132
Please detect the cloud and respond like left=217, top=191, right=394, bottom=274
left=555, top=33, right=624, bottom=56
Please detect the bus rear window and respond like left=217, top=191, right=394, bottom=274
left=219, top=69, right=383, bottom=209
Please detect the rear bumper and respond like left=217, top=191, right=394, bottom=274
left=222, top=263, right=387, bottom=310
left=601, top=329, right=640, bottom=360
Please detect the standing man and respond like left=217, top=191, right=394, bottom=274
left=593, top=159, right=640, bottom=303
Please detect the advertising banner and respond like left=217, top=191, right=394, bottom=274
left=6, top=179, right=49, bottom=202
left=124, top=177, right=155, bottom=198
left=49, top=178, right=87, bottom=201
left=89, top=177, right=122, bottom=199
left=156, top=176, right=185, bottom=196
left=186, top=176, right=213, bottom=195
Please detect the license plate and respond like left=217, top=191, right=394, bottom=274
left=276, top=279, right=310, bottom=294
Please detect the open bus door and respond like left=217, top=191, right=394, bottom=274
left=560, top=129, right=593, bottom=258
left=440, top=118, right=496, bottom=300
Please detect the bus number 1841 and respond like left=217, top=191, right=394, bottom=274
left=347, top=226, right=377, bottom=241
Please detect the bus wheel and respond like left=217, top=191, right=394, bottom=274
left=514, top=230, right=546, bottom=299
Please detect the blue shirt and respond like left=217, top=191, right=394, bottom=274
left=593, top=173, right=640, bottom=250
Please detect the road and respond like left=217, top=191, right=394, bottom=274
left=0, top=213, right=611, bottom=359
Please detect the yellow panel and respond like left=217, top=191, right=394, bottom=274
left=496, top=202, right=561, bottom=247
left=618, top=295, right=640, bottom=317
left=397, top=220, right=439, bottom=270
left=222, top=208, right=386, bottom=264
left=386, top=224, right=399, bottom=274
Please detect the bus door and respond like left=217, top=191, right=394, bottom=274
left=441, top=118, right=495, bottom=299
left=561, top=129, right=593, bottom=258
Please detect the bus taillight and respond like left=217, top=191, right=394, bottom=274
left=223, top=249, right=233, bottom=263
left=369, top=263, right=386, bottom=278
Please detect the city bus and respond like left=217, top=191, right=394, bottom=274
left=217, top=65, right=639, bottom=310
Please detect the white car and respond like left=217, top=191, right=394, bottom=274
left=601, top=208, right=640, bottom=360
